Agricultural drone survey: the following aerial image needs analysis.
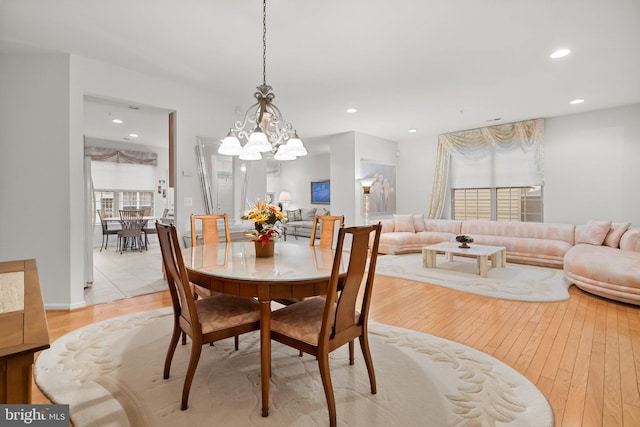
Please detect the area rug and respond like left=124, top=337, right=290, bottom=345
left=34, top=308, right=552, bottom=426
left=375, top=253, right=571, bottom=302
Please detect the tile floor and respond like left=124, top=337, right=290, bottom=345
left=84, top=235, right=311, bottom=306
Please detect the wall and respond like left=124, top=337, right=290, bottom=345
left=396, top=103, right=640, bottom=226
left=543, top=104, right=640, bottom=225
left=0, top=54, right=76, bottom=308
left=1, top=52, right=238, bottom=308
left=277, top=153, right=330, bottom=210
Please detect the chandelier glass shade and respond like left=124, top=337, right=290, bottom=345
left=218, top=0, right=307, bottom=161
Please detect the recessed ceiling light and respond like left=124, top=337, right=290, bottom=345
left=346, top=108, right=357, bottom=113
left=129, top=133, right=139, bottom=138
left=570, top=98, right=584, bottom=105
left=550, top=48, right=571, bottom=59
left=408, top=129, right=417, bottom=133
left=112, top=119, right=123, bottom=124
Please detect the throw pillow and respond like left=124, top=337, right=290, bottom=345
left=575, top=220, right=612, bottom=245
left=317, top=208, right=330, bottom=216
left=604, top=222, right=631, bottom=248
left=413, top=214, right=426, bottom=232
left=285, top=209, right=302, bottom=222
left=394, top=214, right=415, bottom=233
left=300, top=208, right=317, bottom=221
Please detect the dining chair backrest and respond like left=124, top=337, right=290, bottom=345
left=190, top=214, right=231, bottom=247
left=97, top=208, right=108, bottom=229
left=309, top=215, right=345, bottom=248
left=119, top=209, right=144, bottom=230
left=322, top=222, right=381, bottom=343
left=156, top=222, right=199, bottom=334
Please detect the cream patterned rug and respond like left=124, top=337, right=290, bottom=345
left=34, top=308, right=552, bottom=426
left=375, top=254, right=571, bottom=302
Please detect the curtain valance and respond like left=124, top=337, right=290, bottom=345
left=85, top=146, right=158, bottom=166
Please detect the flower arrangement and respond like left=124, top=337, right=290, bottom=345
left=455, top=235, right=474, bottom=243
left=242, top=200, right=286, bottom=246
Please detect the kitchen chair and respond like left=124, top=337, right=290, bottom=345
left=97, top=208, right=120, bottom=251
left=270, top=222, right=382, bottom=427
left=309, top=215, right=345, bottom=248
left=156, top=223, right=260, bottom=410
left=117, top=209, right=145, bottom=253
left=190, top=214, right=231, bottom=298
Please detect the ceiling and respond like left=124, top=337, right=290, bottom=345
left=2, top=0, right=639, bottom=150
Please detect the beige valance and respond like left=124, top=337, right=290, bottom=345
left=85, top=146, right=158, bottom=166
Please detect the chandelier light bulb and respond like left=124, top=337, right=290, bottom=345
left=218, top=131, right=242, bottom=155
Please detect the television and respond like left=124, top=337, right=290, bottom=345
left=310, top=180, right=330, bottom=204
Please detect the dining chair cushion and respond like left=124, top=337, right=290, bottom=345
left=271, top=297, right=358, bottom=347
left=196, top=294, right=261, bottom=334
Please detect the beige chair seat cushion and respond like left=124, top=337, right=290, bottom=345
left=271, top=296, right=358, bottom=346
left=195, top=294, right=260, bottom=334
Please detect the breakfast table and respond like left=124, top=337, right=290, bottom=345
left=184, top=241, right=347, bottom=417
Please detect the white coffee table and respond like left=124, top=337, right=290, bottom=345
left=421, top=241, right=507, bottom=278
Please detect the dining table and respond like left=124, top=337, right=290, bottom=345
left=184, top=241, right=348, bottom=417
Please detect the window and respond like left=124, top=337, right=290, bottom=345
left=453, top=186, right=542, bottom=222
left=95, top=190, right=154, bottom=222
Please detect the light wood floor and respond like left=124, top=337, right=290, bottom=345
left=33, top=274, right=640, bottom=426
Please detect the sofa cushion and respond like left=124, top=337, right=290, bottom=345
left=604, top=222, right=631, bottom=248
left=300, top=208, right=317, bottom=221
left=317, top=208, right=330, bottom=216
left=413, top=214, right=425, bottom=232
left=394, top=214, right=415, bottom=232
left=286, top=209, right=302, bottom=222
left=575, top=220, right=612, bottom=245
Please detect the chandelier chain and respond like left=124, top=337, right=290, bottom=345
left=262, top=0, right=267, bottom=86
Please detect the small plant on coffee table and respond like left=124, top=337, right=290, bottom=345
left=455, top=235, right=474, bottom=248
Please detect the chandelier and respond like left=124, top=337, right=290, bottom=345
left=218, top=0, right=307, bottom=161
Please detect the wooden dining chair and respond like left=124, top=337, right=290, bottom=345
left=117, top=209, right=145, bottom=253
left=270, top=222, right=382, bottom=427
left=309, top=215, right=345, bottom=248
left=156, top=223, right=261, bottom=410
left=190, top=213, right=231, bottom=247
left=190, top=214, right=231, bottom=298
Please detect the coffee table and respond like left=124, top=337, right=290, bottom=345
left=421, top=241, right=506, bottom=278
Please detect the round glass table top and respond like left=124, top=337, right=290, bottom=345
left=185, top=241, right=347, bottom=282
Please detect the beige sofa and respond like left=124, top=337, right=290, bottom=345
left=378, top=214, right=640, bottom=305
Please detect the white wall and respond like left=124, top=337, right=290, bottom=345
left=1, top=52, right=239, bottom=308
left=278, top=153, right=330, bottom=210
left=396, top=134, right=439, bottom=215
left=0, top=54, right=76, bottom=308
left=543, top=104, right=640, bottom=225
left=396, top=103, right=640, bottom=226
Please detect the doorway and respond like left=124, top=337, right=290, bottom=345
left=83, top=95, right=174, bottom=305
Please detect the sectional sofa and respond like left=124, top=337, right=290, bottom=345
left=378, top=214, right=640, bottom=305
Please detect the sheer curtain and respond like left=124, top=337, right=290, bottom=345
left=427, top=119, right=544, bottom=218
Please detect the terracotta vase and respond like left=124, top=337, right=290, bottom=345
left=254, top=241, right=275, bottom=258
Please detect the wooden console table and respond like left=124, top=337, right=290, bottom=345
left=0, top=259, right=50, bottom=403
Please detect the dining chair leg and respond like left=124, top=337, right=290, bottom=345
left=163, top=321, right=181, bottom=380
left=181, top=331, right=187, bottom=345
left=318, top=351, right=337, bottom=427
left=359, top=334, right=377, bottom=394
left=181, top=340, right=203, bottom=410
left=234, top=335, right=239, bottom=350
left=349, top=340, right=355, bottom=365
